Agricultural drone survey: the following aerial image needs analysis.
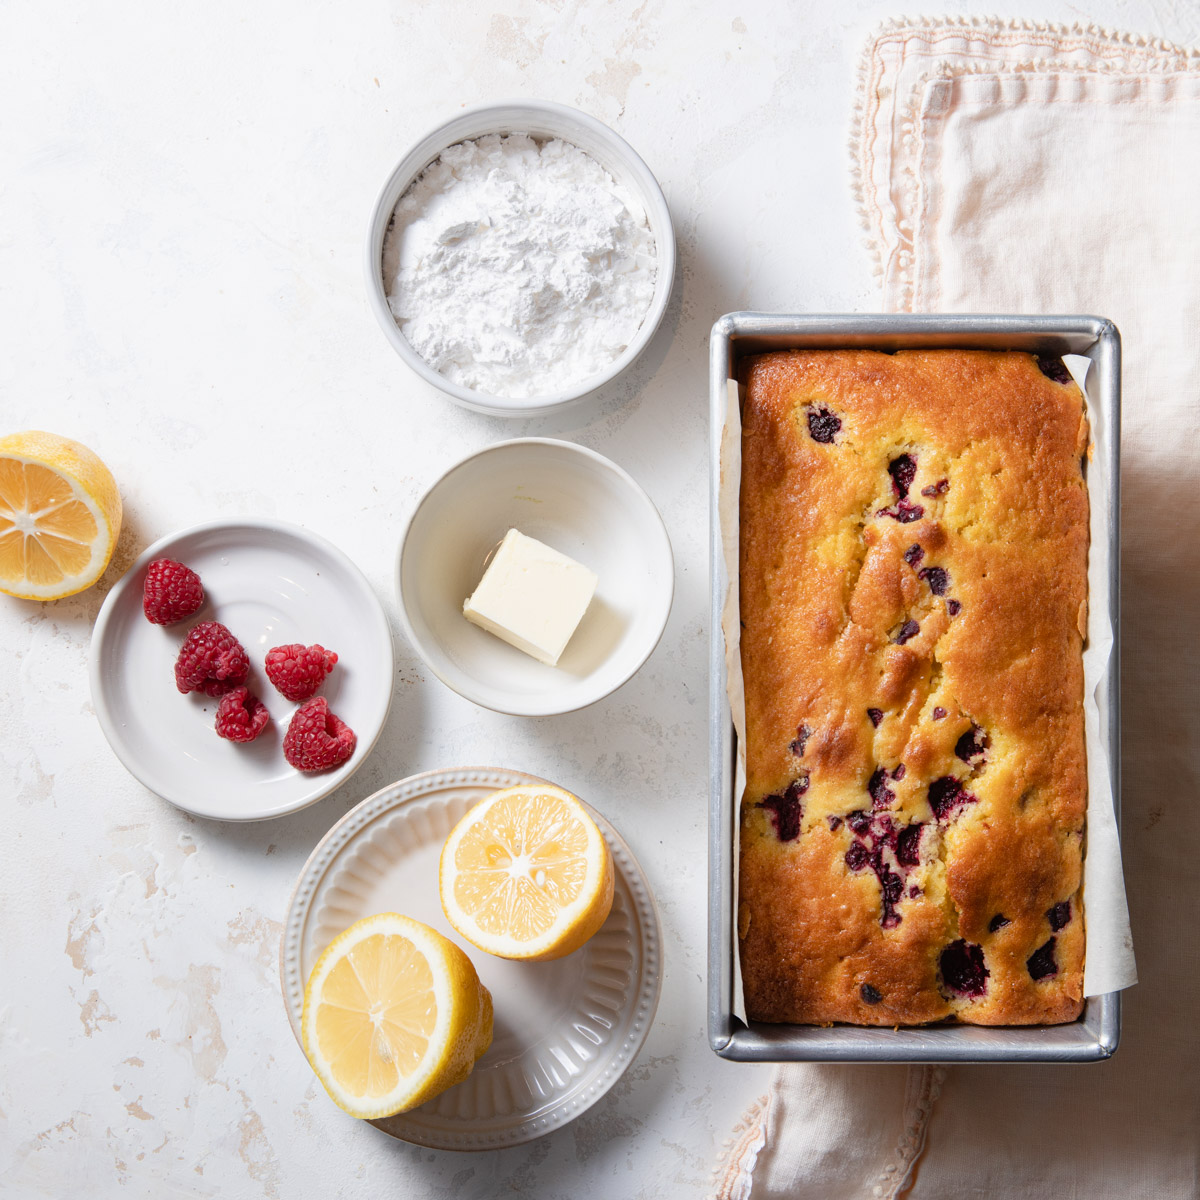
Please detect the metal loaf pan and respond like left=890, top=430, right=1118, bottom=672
left=708, top=313, right=1121, bottom=1063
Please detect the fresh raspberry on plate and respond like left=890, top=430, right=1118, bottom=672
left=283, top=697, right=356, bottom=772
left=143, top=558, right=205, bottom=624
left=265, top=643, right=338, bottom=702
left=175, top=621, right=250, bottom=696
left=215, top=686, right=270, bottom=742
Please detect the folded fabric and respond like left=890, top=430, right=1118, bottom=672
left=852, top=15, right=1200, bottom=306
left=716, top=18, right=1200, bottom=1199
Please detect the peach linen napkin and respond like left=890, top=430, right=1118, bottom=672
left=714, top=18, right=1199, bottom=1199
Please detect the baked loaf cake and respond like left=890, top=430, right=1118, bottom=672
left=737, top=349, right=1089, bottom=1026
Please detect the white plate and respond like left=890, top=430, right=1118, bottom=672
left=89, top=519, right=395, bottom=821
left=279, top=768, right=662, bottom=1150
left=397, top=438, right=674, bottom=716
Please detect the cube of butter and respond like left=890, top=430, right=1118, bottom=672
left=463, top=529, right=598, bottom=666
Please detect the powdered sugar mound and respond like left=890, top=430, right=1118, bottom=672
left=383, top=133, right=658, bottom=400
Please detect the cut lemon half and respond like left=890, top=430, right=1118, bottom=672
left=301, top=913, right=493, bottom=1120
left=0, top=430, right=122, bottom=600
left=440, top=784, right=615, bottom=961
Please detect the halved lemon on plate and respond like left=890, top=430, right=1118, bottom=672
left=439, top=783, right=615, bottom=961
left=301, top=913, right=493, bottom=1119
left=0, top=430, right=122, bottom=600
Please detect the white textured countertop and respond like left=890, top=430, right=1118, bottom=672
left=1, top=1, right=1189, bottom=1195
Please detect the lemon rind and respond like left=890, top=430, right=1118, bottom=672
left=0, top=435, right=122, bottom=601
left=439, top=786, right=615, bottom=962
left=301, top=912, right=491, bottom=1120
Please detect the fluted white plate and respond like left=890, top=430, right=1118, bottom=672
left=280, top=768, right=662, bottom=1150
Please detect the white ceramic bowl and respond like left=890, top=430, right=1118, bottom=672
left=397, top=439, right=673, bottom=715
left=365, top=99, right=675, bottom=418
left=90, top=519, right=395, bottom=821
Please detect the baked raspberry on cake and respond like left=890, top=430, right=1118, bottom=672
left=737, top=349, right=1089, bottom=1027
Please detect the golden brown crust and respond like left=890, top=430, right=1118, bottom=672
left=737, top=349, right=1088, bottom=1027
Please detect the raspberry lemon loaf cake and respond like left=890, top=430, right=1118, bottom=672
left=737, top=349, right=1089, bottom=1026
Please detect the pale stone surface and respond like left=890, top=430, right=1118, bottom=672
left=0, top=0, right=1187, bottom=1196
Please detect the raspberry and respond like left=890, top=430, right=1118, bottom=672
left=215, top=686, right=270, bottom=743
left=283, top=697, right=356, bottom=772
left=174, top=621, right=250, bottom=696
left=806, top=407, right=841, bottom=443
left=887, top=453, right=917, bottom=498
left=143, top=558, right=205, bottom=625
left=940, top=939, right=989, bottom=997
left=265, top=643, right=339, bottom=702
left=759, top=776, right=808, bottom=842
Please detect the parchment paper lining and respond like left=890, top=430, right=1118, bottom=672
left=718, top=357, right=1134, bottom=1023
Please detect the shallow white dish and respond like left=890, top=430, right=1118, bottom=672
left=90, top=519, right=395, bottom=822
left=397, top=438, right=674, bottom=716
left=279, top=767, right=662, bottom=1150
left=365, top=99, right=676, bottom=418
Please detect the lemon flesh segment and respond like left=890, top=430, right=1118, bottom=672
left=0, top=432, right=122, bottom=601
left=440, top=785, right=615, bottom=961
left=301, top=913, right=492, bottom=1120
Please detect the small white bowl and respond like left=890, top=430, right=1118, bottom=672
left=365, top=100, right=675, bottom=418
left=397, top=439, right=673, bottom=715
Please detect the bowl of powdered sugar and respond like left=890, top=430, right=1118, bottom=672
left=367, top=100, right=674, bottom=417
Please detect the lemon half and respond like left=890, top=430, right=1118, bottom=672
left=301, top=913, right=493, bottom=1119
left=439, top=784, right=615, bottom=961
left=0, top=430, right=122, bottom=600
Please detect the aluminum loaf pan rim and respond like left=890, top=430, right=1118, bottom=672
left=707, top=311, right=1121, bottom=1063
